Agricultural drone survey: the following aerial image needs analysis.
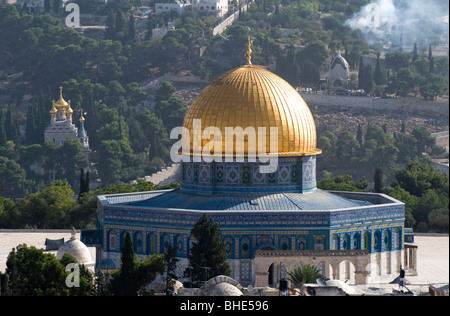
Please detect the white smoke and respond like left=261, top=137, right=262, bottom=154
left=345, top=0, right=449, bottom=49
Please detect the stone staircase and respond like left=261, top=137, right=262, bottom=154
left=144, top=163, right=182, bottom=186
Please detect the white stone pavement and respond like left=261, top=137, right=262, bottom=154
left=0, top=231, right=448, bottom=287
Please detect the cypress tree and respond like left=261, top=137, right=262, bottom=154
left=356, top=123, right=363, bottom=146
left=128, top=14, right=136, bottom=41
left=164, top=244, right=179, bottom=296
left=79, top=168, right=86, bottom=199
left=115, top=232, right=137, bottom=296
left=374, top=167, right=384, bottom=193
left=363, top=64, right=374, bottom=94
left=0, top=111, right=6, bottom=146
left=184, top=214, right=231, bottom=287
left=26, top=104, right=36, bottom=144
left=85, top=170, right=90, bottom=193
left=358, top=55, right=364, bottom=89
left=374, top=52, right=385, bottom=86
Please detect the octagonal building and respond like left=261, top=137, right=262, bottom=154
left=84, top=57, right=405, bottom=287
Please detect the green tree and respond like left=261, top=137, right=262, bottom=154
left=185, top=214, right=231, bottom=287
left=419, top=74, right=446, bottom=100
left=394, top=161, right=449, bottom=197
left=318, top=175, right=367, bottom=192
left=0, top=155, right=27, bottom=198
left=412, top=126, right=435, bottom=154
left=4, top=244, right=91, bottom=296
left=287, top=264, right=327, bottom=289
left=125, top=82, right=147, bottom=107
left=110, top=232, right=165, bottom=296
left=335, top=131, right=360, bottom=159
left=362, top=64, right=373, bottom=94
left=164, top=243, right=180, bottom=296
left=386, top=68, right=417, bottom=97
left=17, top=180, right=77, bottom=229
left=374, top=167, right=384, bottom=193
left=0, top=196, right=17, bottom=228
left=373, top=52, right=385, bottom=86
left=60, top=138, right=88, bottom=188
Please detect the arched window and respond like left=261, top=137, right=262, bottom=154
left=297, top=237, right=307, bottom=250
left=223, top=236, right=234, bottom=258
left=353, top=232, right=361, bottom=250
left=383, top=229, right=391, bottom=251
left=134, top=232, right=143, bottom=253
left=279, top=235, right=290, bottom=250
left=332, top=234, right=340, bottom=250
left=108, top=229, right=117, bottom=251
left=363, top=232, right=371, bottom=251
left=313, top=235, right=324, bottom=250
left=175, top=235, right=184, bottom=256
left=161, top=233, right=171, bottom=254
left=374, top=230, right=382, bottom=252
left=240, top=236, right=251, bottom=258
left=147, top=233, right=157, bottom=254
left=343, top=233, right=350, bottom=250
left=394, top=228, right=401, bottom=249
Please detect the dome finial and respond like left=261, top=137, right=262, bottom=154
left=66, top=99, right=73, bottom=115
left=71, top=226, right=77, bottom=240
left=246, top=36, right=252, bottom=65
left=50, top=100, right=57, bottom=115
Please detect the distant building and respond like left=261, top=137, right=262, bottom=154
left=18, top=0, right=69, bottom=14
left=154, top=0, right=229, bottom=18
left=191, top=0, right=228, bottom=17
left=328, top=50, right=350, bottom=90
left=44, top=86, right=90, bottom=153
left=152, top=21, right=175, bottom=40
left=154, top=0, right=191, bottom=15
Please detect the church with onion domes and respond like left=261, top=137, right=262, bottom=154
left=83, top=41, right=406, bottom=287
left=44, top=86, right=89, bottom=152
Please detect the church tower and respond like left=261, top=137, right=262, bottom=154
left=78, top=109, right=90, bottom=151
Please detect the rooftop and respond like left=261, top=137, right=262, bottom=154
left=118, top=189, right=373, bottom=211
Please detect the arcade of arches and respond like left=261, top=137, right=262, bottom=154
left=254, top=248, right=405, bottom=287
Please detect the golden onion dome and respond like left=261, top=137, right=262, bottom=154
left=54, top=86, right=68, bottom=110
left=49, top=100, right=57, bottom=115
left=66, top=100, right=73, bottom=115
left=79, top=109, right=85, bottom=123
left=182, top=64, right=321, bottom=157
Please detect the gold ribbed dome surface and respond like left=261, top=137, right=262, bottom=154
left=54, top=86, right=68, bottom=110
left=183, top=65, right=321, bottom=157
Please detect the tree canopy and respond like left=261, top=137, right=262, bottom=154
left=185, top=214, right=231, bottom=287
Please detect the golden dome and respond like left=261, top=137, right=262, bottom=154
left=49, top=100, right=57, bottom=115
left=182, top=64, right=321, bottom=157
left=54, top=86, right=68, bottom=110
left=66, top=100, right=73, bottom=115
left=79, top=109, right=85, bottom=123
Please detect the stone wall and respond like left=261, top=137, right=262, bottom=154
left=212, top=1, right=253, bottom=36
left=302, top=94, right=449, bottom=117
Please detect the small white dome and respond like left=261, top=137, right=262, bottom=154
left=201, top=275, right=244, bottom=296
left=208, top=282, right=244, bottom=296
left=56, top=229, right=93, bottom=266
